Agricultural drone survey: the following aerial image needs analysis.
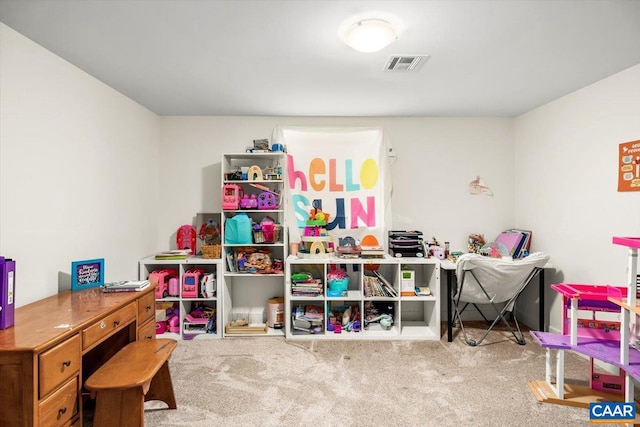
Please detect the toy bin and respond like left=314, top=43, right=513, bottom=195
left=327, top=278, right=348, bottom=297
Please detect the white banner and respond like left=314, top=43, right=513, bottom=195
left=274, top=127, right=393, bottom=248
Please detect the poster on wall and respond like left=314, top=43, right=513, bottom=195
left=618, top=139, right=640, bottom=192
left=274, top=126, right=393, bottom=249
left=71, top=258, right=104, bottom=291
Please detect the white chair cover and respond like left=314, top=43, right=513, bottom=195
left=455, top=252, right=550, bottom=309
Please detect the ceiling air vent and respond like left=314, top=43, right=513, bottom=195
left=384, top=55, right=429, bottom=72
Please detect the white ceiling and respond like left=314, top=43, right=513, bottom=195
left=1, top=0, right=639, bottom=117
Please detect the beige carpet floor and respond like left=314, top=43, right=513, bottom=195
left=142, top=325, right=619, bottom=426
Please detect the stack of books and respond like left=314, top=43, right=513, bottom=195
left=102, top=280, right=151, bottom=293
left=154, top=249, right=191, bottom=260
left=291, top=276, right=323, bottom=297
left=363, top=271, right=397, bottom=297
left=361, top=244, right=385, bottom=259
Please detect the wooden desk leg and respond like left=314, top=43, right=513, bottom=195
left=539, top=268, right=545, bottom=331
left=93, top=387, right=144, bottom=427
left=145, top=361, right=177, bottom=409
left=447, top=270, right=453, bottom=342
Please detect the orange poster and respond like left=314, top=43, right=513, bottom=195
left=618, top=139, right=640, bottom=192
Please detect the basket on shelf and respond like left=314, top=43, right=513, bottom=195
left=253, top=223, right=281, bottom=244
left=201, top=243, right=221, bottom=259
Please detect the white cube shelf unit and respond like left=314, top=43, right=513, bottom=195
left=285, top=255, right=441, bottom=340
left=139, top=256, right=222, bottom=340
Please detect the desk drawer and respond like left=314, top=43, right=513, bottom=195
left=137, top=291, right=155, bottom=325
left=39, top=376, right=78, bottom=427
left=39, top=334, right=81, bottom=398
left=83, top=303, right=136, bottom=351
left=138, top=317, right=157, bottom=341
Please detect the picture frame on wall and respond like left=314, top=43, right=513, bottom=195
left=71, top=258, right=105, bottom=291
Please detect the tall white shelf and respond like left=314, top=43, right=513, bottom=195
left=285, top=255, right=440, bottom=340
left=139, top=256, right=222, bottom=340
left=221, top=152, right=287, bottom=337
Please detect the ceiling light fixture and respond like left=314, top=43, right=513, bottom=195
left=339, top=13, right=403, bottom=53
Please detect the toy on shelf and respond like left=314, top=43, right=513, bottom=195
left=199, top=218, right=221, bottom=259
left=176, top=225, right=197, bottom=255
left=246, top=165, right=263, bottom=181
left=258, top=191, right=278, bottom=209
left=253, top=219, right=280, bottom=244
left=337, top=236, right=361, bottom=259
left=182, top=268, right=205, bottom=298
left=200, top=273, right=216, bottom=298
left=239, top=194, right=258, bottom=209
left=222, top=184, right=244, bottom=210
left=327, top=267, right=349, bottom=297
left=198, top=219, right=220, bottom=245
left=150, top=268, right=179, bottom=299
left=264, top=163, right=283, bottom=180
left=183, top=303, right=216, bottom=335
left=298, top=203, right=334, bottom=258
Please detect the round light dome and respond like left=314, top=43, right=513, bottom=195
left=343, top=19, right=397, bottom=53
left=338, top=13, right=403, bottom=53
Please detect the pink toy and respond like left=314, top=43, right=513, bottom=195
left=182, top=268, right=205, bottom=298
left=150, top=268, right=178, bottom=299
left=176, top=225, right=196, bottom=255
left=261, top=221, right=275, bottom=243
left=222, top=184, right=244, bottom=210
left=167, top=314, right=180, bottom=333
left=258, top=191, right=278, bottom=209
left=156, top=321, right=167, bottom=334
left=551, top=283, right=628, bottom=394
left=168, top=277, right=179, bottom=297
left=239, top=194, right=258, bottom=209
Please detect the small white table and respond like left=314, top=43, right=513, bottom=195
left=440, top=259, right=553, bottom=342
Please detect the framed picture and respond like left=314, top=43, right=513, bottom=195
left=71, top=258, right=105, bottom=291
left=253, top=139, right=270, bottom=151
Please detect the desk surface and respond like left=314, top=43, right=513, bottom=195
left=440, top=258, right=554, bottom=271
left=0, top=287, right=153, bottom=352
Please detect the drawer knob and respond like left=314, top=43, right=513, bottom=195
left=113, top=320, right=120, bottom=327
left=62, top=360, right=71, bottom=367
left=100, top=321, right=106, bottom=329
left=58, top=407, right=67, bottom=418
left=146, top=305, right=152, bottom=311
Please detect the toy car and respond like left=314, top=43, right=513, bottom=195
left=150, top=268, right=178, bottom=299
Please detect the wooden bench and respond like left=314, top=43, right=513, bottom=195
left=85, top=338, right=177, bottom=427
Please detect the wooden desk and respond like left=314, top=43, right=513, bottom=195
left=0, top=286, right=156, bottom=427
left=441, top=259, right=551, bottom=342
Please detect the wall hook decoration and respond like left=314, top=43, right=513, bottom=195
left=469, top=176, right=494, bottom=196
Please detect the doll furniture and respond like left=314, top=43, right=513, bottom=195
left=222, top=184, right=244, bottom=210
left=529, top=236, right=640, bottom=415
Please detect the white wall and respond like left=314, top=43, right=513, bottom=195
left=159, top=116, right=515, bottom=253
left=0, top=23, right=161, bottom=306
left=5, top=20, right=637, bottom=334
left=514, top=64, right=640, bottom=331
